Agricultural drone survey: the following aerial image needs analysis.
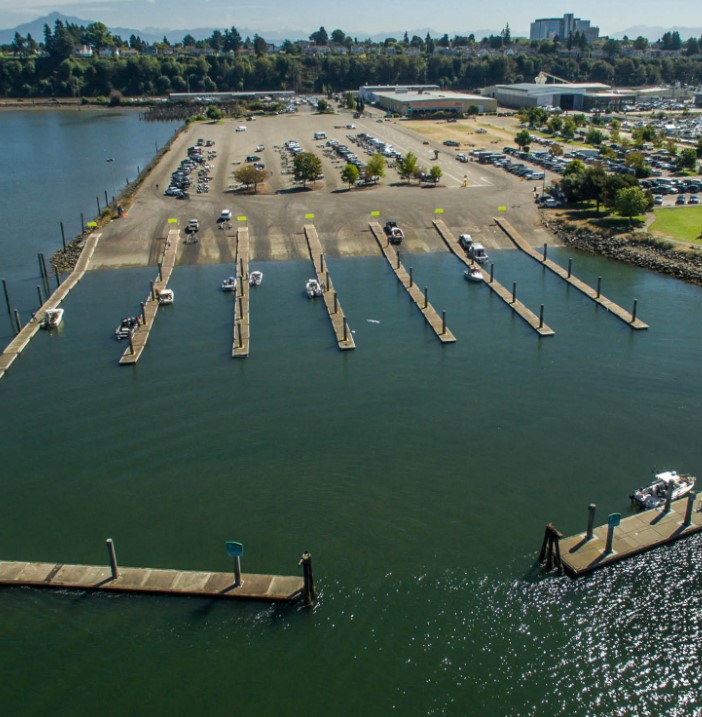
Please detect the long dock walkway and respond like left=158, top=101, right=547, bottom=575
left=0, top=232, right=101, bottom=381
left=433, top=220, right=555, bottom=337
left=495, top=218, right=648, bottom=330
left=304, top=225, right=355, bottom=350
left=119, top=228, right=179, bottom=365
left=0, top=559, right=305, bottom=603
left=369, top=222, right=456, bottom=344
left=557, top=496, right=702, bottom=577
left=232, top=227, right=250, bottom=358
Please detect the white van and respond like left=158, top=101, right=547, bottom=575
left=235, top=125, right=247, bottom=132
left=314, top=131, right=327, bottom=140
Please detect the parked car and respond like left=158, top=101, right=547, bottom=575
left=219, top=209, right=232, bottom=221
left=676, top=195, right=687, bottom=205
left=443, top=140, right=459, bottom=147
left=187, top=218, right=199, bottom=232
left=653, top=195, right=664, bottom=205
left=458, top=234, right=474, bottom=250
left=689, top=195, right=700, bottom=204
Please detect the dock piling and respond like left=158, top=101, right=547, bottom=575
left=604, top=522, right=615, bottom=556
left=396, top=250, right=401, bottom=270
left=233, top=556, right=242, bottom=587
left=539, top=524, right=563, bottom=572
left=128, top=334, right=134, bottom=355
left=631, top=299, right=638, bottom=324
left=237, top=322, right=242, bottom=348
left=334, top=292, right=338, bottom=314
left=424, top=286, right=428, bottom=309
left=320, top=253, right=324, bottom=272
left=80, top=212, right=85, bottom=235
left=299, top=551, right=316, bottom=607
left=442, top=310, right=446, bottom=335
left=684, top=492, right=697, bottom=527
left=41, top=254, right=51, bottom=298
left=489, top=263, right=494, bottom=283
left=150, top=281, right=156, bottom=301
left=106, top=538, right=119, bottom=579
left=343, top=318, right=348, bottom=342
left=157, top=261, right=162, bottom=282
left=140, top=302, right=147, bottom=326
left=2, top=279, right=13, bottom=325
left=596, top=277, right=602, bottom=299
left=664, top=480, right=674, bottom=514
left=539, top=304, right=544, bottom=329
left=96, top=196, right=101, bottom=215
left=511, top=282, right=517, bottom=304
left=13, top=309, right=22, bottom=333
left=55, top=267, right=61, bottom=288
left=586, top=504, right=596, bottom=540
left=60, top=221, right=66, bottom=251
left=36, top=285, right=44, bottom=307
left=543, top=243, right=548, bottom=262
left=409, top=267, right=413, bottom=287
left=104, top=190, right=109, bottom=208
left=567, top=258, right=573, bottom=278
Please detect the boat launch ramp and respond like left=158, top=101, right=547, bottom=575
left=119, top=227, right=179, bottom=365
left=495, top=218, right=648, bottom=330
left=433, top=219, right=555, bottom=337
left=369, top=222, right=456, bottom=344
left=0, top=232, right=101, bottom=381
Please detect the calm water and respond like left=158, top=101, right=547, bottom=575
left=1, top=113, right=702, bottom=716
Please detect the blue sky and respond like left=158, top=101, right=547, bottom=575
left=0, top=0, right=698, bottom=36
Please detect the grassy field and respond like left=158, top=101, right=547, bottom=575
left=650, top=206, right=702, bottom=244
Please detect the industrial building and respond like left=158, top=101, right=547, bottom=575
left=530, top=13, right=599, bottom=43
left=481, top=82, right=613, bottom=111
left=362, top=87, right=496, bottom=116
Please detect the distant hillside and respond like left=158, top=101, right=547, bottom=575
left=611, top=25, right=702, bottom=41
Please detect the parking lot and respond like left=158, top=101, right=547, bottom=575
left=90, top=109, right=555, bottom=269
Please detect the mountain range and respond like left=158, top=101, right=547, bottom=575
left=0, top=12, right=700, bottom=47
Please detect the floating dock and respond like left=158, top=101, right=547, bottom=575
left=303, top=225, right=355, bottom=350
left=433, top=220, right=555, bottom=337
left=369, top=222, right=456, bottom=343
left=554, top=495, right=702, bottom=577
left=495, top=217, right=648, bottom=330
left=232, top=227, right=250, bottom=358
left=0, top=232, right=101, bottom=381
left=119, top=228, right=179, bottom=365
left=0, top=559, right=305, bottom=603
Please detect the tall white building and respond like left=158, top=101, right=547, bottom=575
left=530, top=13, right=599, bottom=43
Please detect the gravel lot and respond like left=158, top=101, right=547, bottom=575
left=90, top=108, right=559, bottom=269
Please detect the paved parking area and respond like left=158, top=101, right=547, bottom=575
left=90, top=109, right=557, bottom=269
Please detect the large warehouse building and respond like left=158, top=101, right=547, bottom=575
left=362, top=86, right=496, bottom=116
left=481, top=82, right=612, bottom=111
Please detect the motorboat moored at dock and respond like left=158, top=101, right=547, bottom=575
left=41, top=308, right=64, bottom=329
left=221, top=276, right=237, bottom=292
left=115, top=316, right=140, bottom=340
left=463, top=266, right=484, bottom=283
left=306, top=278, right=323, bottom=298
left=249, top=270, right=263, bottom=286
left=631, top=470, right=696, bottom=510
left=157, top=289, right=174, bottom=305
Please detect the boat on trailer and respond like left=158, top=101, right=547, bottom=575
left=631, top=470, right=696, bottom=510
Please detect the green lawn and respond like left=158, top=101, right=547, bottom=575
left=650, top=206, right=702, bottom=244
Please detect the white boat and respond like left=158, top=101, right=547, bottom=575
left=631, top=470, right=697, bottom=510
left=464, top=266, right=483, bottom=283
left=115, top=316, right=139, bottom=340
left=41, top=308, right=63, bottom=329
left=221, top=276, right=237, bottom=292
left=306, top=278, right=323, bottom=298
left=249, top=270, right=263, bottom=286
left=158, top=288, right=174, bottom=305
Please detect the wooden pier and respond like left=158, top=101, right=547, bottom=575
left=119, top=228, right=179, bottom=365
left=0, top=232, right=101, bottom=381
left=232, top=227, right=250, bottom=358
left=433, top=220, right=555, bottom=337
left=369, top=222, right=456, bottom=344
left=303, top=225, right=355, bottom=350
left=495, top=218, right=648, bottom=330
left=552, top=495, right=702, bottom=577
left=0, top=559, right=305, bottom=603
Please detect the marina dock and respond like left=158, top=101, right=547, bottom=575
left=232, top=227, right=250, bottom=358
left=495, top=218, right=648, bottom=330
left=369, top=222, right=456, bottom=344
left=119, top=228, right=179, bottom=365
left=550, top=495, right=702, bottom=577
left=0, top=559, right=305, bottom=603
left=433, top=220, right=555, bottom=337
left=0, top=232, right=101, bottom=381
left=303, top=225, right=355, bottom=350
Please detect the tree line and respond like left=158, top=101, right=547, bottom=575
left=0, top=19, right=701, bottom=98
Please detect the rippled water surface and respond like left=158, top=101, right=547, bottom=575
left=1, top=113, right=702, bottom=716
